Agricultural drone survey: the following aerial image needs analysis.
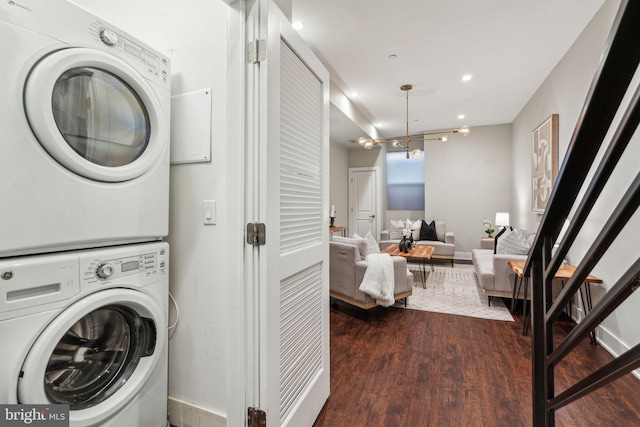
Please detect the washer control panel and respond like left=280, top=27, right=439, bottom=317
left=79, top=243, right=168, bottom=287
left=84, top=251, right=163, bottom=282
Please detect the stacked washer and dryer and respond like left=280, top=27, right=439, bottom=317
left=1, top=1, right=171, bottom=426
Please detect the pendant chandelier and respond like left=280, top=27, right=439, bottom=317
left=358, top=84, right=470, bottom=159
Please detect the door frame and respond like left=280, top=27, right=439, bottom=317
left=348, top=166, right=382, bottom=240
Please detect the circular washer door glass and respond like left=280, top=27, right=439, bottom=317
left=51, top=67, right=151, bottom=167
left=44, top=305, right=156, bottom=410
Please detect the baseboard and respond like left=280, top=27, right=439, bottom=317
left=571, top=304, right=640, bottom=381
left=168, top=396, right=226, bottom=427
left=455, top=251, right=472, bottom=261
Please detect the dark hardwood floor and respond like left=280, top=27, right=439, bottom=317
left=314, top=301, right=640, bottom=427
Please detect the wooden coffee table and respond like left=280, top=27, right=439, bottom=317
left=382, top=245, right=435, bottom=288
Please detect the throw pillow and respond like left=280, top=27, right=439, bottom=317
left=389, top=219, right=405, bottom=239
left=434, top=221, right=446, bottom=242
left=420, top=220, right=438, bottom=241
left=333, top=236, right=368, bottom=259
left=364, top=231, right=380, bottom=254
left=497, top=228, right=530, bottom=255
left=406, top=219, right=422, bottom=241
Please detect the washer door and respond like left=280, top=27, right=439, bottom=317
left=18, top=288, right=166, bottom=425
left=24, top=48, right=167, bottom=182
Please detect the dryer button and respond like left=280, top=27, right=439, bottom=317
left=100, top=28, right=118, bottom=47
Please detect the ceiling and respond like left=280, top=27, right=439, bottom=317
left=290, top=0, right=607, bottom=147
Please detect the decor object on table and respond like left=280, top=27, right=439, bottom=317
left=356, top=84, right=470, bottom=159
left=482, top=219, right=494, bottom=238
left=399, top=229, right=413, bottom=253
left=532, top=113, right=559, bottom=213
left=329, top=205, right=336, bottom=228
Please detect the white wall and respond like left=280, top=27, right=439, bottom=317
left=512, top=0, right=640, bottom=363
left=73, top=0, right=232, bottom=425
left=425, top=124, right=512, bottom=259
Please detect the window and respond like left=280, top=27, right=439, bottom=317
left=387, top=151, right=425, bottom=210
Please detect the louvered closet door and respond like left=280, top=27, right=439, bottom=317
left=247, top=1, right=330, bottom=426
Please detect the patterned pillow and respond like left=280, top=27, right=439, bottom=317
left=496, top=228, right=530, bottom=255
left=364, top=231, right=380, bottom=254
left=388, top=219, right=405, bottom=239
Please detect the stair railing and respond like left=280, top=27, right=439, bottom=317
left=523, top=1, right=640, bottom=425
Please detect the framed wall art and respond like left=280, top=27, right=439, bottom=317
left=531, top=114, right=559, bottom=213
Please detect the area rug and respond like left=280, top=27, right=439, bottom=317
left=395, top=265, right=514, bottom=322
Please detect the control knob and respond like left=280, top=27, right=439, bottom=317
left=99, top=28, right=118, bottom=47
left=96, top=263, right=114, bottom=280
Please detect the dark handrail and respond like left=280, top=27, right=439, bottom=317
left=528, top=1, right=640, bottom=425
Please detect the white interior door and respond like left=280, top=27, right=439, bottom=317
left=349, top=167, right=380, bottom=239
left=246, top=1, right=330, bottom=425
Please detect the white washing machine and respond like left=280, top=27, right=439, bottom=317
left=0, top=242, right=169, bottom=427
left=0, top=0, right=171, bottom=257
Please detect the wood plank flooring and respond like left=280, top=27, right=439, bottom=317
left=313, top=301, right=640, bottom=427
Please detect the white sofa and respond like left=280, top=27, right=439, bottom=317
left=379, top=220, right=455, bottom=266
left=330, top=238, right=413, bottom=310
left=471, top=229, right=533, bottom=305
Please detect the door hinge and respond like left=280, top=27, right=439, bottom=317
left=247, top=407, right=266, bottom=427
left=247, top=222, right=266, bottom=246
left=247, top=39, right=266, bottom=63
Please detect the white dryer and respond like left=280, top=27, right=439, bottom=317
left=0, top=0, right=171, bottom=257
left=0, top=242, right=169, bottom=427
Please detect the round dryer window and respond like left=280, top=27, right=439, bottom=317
left=18, top=289, right=166, bottom=424
left=52, top=68, right=151, bottom=168
left=25, top=48, right=167, bottom=183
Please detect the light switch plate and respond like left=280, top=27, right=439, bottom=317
left=203, top=200, right=216, bottom=225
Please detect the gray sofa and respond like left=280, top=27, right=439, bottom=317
left=330, top=240, right=413, bottom=309
left=379, top=220, right=455, bottom=266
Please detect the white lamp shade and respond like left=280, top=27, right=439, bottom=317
left=495, top=212, right=510, bottom=227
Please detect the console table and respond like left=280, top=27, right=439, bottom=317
left=329, top=226, right=346, bottom=237
left=508, top=260, right=603, bottom=342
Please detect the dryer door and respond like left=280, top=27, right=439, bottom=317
left=18, top=288, right=166, bottom=426
left=24, top=48, right=167, bottom=183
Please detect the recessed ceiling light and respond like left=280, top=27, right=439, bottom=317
left=462, top=74, right=472, bottom=82
left=292, top=21, right=304, bottom=30
left=350, top=92, right=359, bottom=98
left=458, top=114, right=465, bottom=119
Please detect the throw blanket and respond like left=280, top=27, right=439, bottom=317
left=359, top=253, right=395, bottom=307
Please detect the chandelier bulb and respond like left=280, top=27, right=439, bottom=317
left=358, top=137, right=367, bottom=145
left=392, top=139, right=401, bottom=148
left=411, top=149, right=423, bottom=159
left=363, top=140, right=375, bottom=149
left=441, top=136, right=448, bottom=142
